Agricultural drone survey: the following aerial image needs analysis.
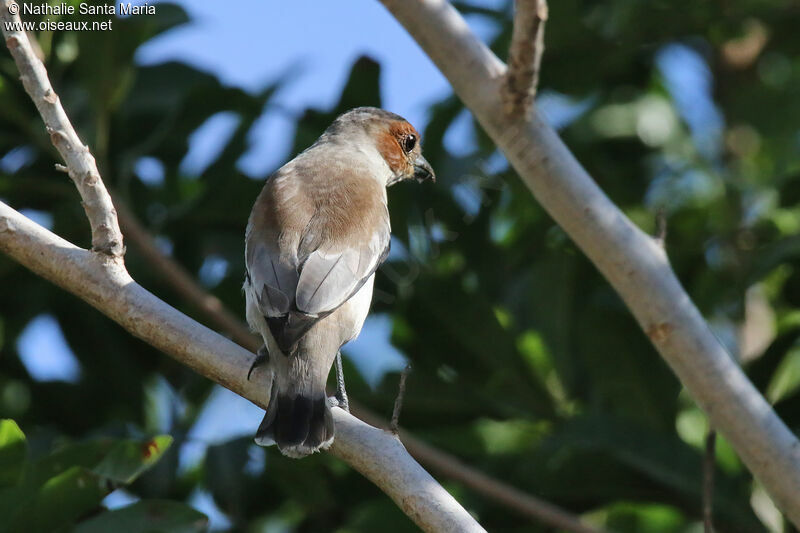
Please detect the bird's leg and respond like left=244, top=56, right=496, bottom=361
left=247, top=344, right=270, bottom=380
left=334, top=351, right=350, bottom=412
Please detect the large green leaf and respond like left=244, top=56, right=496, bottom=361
left=92, top=435, right=173, bottom=484
left=0, top=435, right=174, bottom=533
left=2, top=466, right=107, bottom=533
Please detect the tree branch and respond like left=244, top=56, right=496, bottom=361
left=0, top=201, right=484, bottom=533
left=503, top=0, right=548, bottom=114
left=654, top=208, right=667, bottom=249
left=1, top=2, right=123, bottom=256
left=390, top=364, right=411, bottom=434
left=356, top=406, right=608, bottom=533
left=378, top=0, right=800, bottom=525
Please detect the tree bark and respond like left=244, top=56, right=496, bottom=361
left=503, top=0, right=548, bottom=114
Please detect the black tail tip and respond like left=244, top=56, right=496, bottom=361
left=254, top=394, right=334, bottom=458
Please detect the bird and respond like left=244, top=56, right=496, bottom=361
left=243, top=107, right=435, bottom=458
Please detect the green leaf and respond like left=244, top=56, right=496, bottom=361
left=27, top=440, right=115, bottom=487
left=74, top=500, right=208, bottom=533
left=0, top=420, right=26, bottom=488
left=3, top=466, right=107, bottom=533
left=0, top=435, right=175, bottom=533
left=92, top=435, right=173, bottom=484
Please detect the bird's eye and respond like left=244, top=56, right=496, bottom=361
left=402, top=134, right=417, bottom=153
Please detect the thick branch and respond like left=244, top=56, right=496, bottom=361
left=503, top=0, right=548, bottom=114
left=379, top=0, right=800, bottom=524
left=0, top=1, right=123, bottom=256
left=0, top=202, right=484, bottom=533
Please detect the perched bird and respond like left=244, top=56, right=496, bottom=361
left=244, top=107, right=435, bottom=458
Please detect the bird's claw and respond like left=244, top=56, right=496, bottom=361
left=247, top=345, right=269, bottom=380
left=334, top=389, right=349, bottom=412
left=327, top=392, right=349, bottom=412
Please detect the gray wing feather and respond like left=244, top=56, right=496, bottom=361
left=246, top=240, right=296, bottom=316
left=296, top=228, right=388, bottom=315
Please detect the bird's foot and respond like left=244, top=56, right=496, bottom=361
left=333, top=351, right=350, bottom=412
left=247, top=345, right=269, bottom=380
left=334, top=387, right=349, bottom=412
left=328, top=392, right=349, bottom=412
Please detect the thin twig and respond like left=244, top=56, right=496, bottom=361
left=0, top=1, right=123, bottom=257
left=503, top=0, right=548, bottom=115
left=391, top=364, right=412, bottom=434
left=655, top=208, right=667, bottom=249
left=354, top=404, right=608, bottom=533
left=703, top=429, right=717, bottom=533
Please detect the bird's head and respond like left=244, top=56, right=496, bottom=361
left=325, top=107, right=435, bottom=187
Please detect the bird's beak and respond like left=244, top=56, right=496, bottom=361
left=413, top=154, right=435, bottom=183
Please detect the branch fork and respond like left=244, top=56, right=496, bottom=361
left=503, top=0, right=548, bottom=115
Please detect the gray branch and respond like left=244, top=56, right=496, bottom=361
left=380, top=0, right=800, bottom=524
left=1, top=1, right=124, bottom=256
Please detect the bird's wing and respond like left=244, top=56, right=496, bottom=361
left=245, top=171, right=306, bottom=322
left=246, top=165, right=390, bottom=353
left=295, top=219, right=390, bottom=316
left=245, top=238, right=296, bottom=317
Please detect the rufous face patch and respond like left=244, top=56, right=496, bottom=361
left=376, top=121, right=419, bottom=177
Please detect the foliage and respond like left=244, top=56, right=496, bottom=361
left=0, top=419, right=199, bottom=531
left=1, top=0, right=799, bottom=531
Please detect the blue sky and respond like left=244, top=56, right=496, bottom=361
left=136, top=0, right=504, bottom=175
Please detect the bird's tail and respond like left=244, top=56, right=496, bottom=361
left=254, top=379, right=334, bottom=458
